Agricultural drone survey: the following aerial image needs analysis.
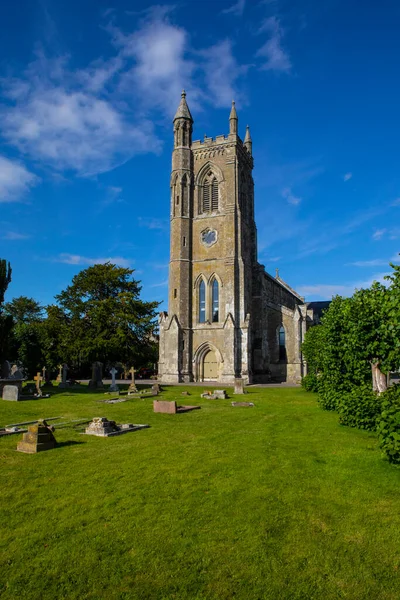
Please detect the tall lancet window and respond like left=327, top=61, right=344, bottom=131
left=202, top=173, right=218, bottom=213
left=279, top=326, right=286, bottom=361
left=212, top=279, right=219, bottom=322
left=199, top=280, right=206, bottom=323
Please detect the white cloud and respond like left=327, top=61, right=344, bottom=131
left=282, top=186, right=301, bottom=205
left=256, top=17, right=291, bottom=73
left=200, top=40, right=246, bottom=108
left=0, top=155, right=38, bottom=202
left=1, top=56, right=160, bottom=176
left=372, top=228, right=386, bottom=240
left=222, top=0, right=246, bottom=17
left=1, top=231, right=30, bottom=240
left=110, top=11, right=199, bottom=117
left=343, top=172, right=352, bottom=181
left=298, top=272, right=391, bottom=300
left=55, top=253, right=132, bottom=267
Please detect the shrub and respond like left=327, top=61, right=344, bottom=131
left=317, top=381, right=343, bottom=411
left=301, top=373, right=319, bottom=392
left=338, top=385, right=382, bottom=431
left=378, top=384, right=400, bottom=464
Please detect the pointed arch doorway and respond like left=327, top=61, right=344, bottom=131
left=203, top=349, right=218, bottom=381
left=193, top=342, right=223, bottom=382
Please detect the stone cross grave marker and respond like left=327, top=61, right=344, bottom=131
left=34, top=372, right=43, bottom=397
left=109, top=367, right=119, bottom=392
left=128, top=366, right=138, bottom=393
left=42, top=366, right=46, bottom=381
left=56, top=364, right=63, bottom=383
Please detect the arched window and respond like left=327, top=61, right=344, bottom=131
left=279, top=326, right=286, bottom=361
left=199, top=280, right=206, bottom=323
left=211, top=279, right=219, bottom=322
left=202, top=173, right=219, bottom=213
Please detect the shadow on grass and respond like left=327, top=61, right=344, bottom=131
left=56, top=441, right=86, bottom=449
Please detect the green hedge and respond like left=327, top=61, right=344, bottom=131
left=301, top=373, right=319, bottom=392
left=338, top=385, right=382, bottom=431
left=378, top=384, right=400, bottom=464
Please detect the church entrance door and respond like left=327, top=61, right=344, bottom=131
left=203, top=350, right=218, bottom=381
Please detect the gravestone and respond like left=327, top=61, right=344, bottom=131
left=34, top=372, right=43, bottom=397
left=56, top=364, right=63, bottom=383
left=153, top=400, right=201, bottom=414
left=151, top=383, right=160, bottom=395
left=2, top=385, right=19, bottom=401
left=10, top=364, right=24, bottom=379
left=109, top=367, right=119, bottom=392
left=85, top=417, right=149, bottom=437
left=59, top=364, right=70, bottom=388
left=88, top=362, right=104, bottom=389
left=17, top=420, right=57, bottom=453
left=231, top=401, right=254, bottom=407
left=201, top=389, right=227, bottom=399
left=128, top=366, right=138, bottom=394
left=1, top=360, right=11, bottom=379
left=234, top=378, right=245, bottom=394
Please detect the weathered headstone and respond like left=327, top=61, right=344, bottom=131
left=154, top=400, right=177, bottom=414
left=56, top=364, right=63, bottom=383
left=231, top=401, right=254, bottom=407
left=201, top=389, right=227, bottom=399
left=234, top=378, right=245, bottom=395
left=59, top=364, right=70, bottom=389
left=153, top=400, right=201, bottom=414
left=151, top=383, right=160, bottom=395
left=128, top=366, right=138, bottom=394
left=109, top=367, right=119, bottom=392
left=17, top=420, right=57, bottom=453
left=1, top=360, right=11, bottom=379
left=88, top=362, right=104, bottom=389
left=34, top=372, right=43, bottom=397
left=2, top=385, right=19, bottom=401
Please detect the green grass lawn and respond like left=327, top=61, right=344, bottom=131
left=0, top=385, right=399, bottom=600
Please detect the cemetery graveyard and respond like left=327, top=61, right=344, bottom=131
left=1, top=381, right=400, bottom=600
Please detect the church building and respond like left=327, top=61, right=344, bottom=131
left=158, top=92, right=323, bottom=384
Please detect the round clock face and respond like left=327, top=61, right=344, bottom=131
left=201, top=228, right=217, bottom=247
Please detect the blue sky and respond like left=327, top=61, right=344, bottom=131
left=1, top=0, right=400, bottom=310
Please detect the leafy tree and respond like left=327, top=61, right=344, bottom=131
left=0, top=259, right=13, bottom=362
left=4, top=296, right=45, bottom=376
left=5, top=296, right=44, bottom=323
left=54, top=263, right=159, bottom=372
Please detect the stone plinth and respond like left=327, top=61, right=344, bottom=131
left=234, top=378, right=245, bottom=394
left=2, top=385, right=19, bottom=401
left=17, top=420, right=57, bottom=453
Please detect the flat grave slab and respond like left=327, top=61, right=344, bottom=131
left=153, top=400, right=201, bottom=414
left=231, top=401, right=254, bottom=407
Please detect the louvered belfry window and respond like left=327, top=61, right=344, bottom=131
left=202, top=173, right=218, bottom=213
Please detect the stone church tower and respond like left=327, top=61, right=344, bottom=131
left=158, top=92, right=322, bottom=384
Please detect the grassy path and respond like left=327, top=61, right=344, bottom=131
left=0, top=385, right=399, bottom=599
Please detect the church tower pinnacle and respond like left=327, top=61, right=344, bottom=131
left=229, top=100, right=238, bottom=135
left=244, top=125, right=252, bottom=155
